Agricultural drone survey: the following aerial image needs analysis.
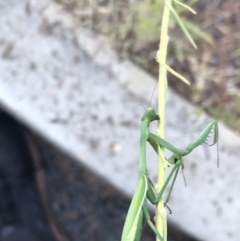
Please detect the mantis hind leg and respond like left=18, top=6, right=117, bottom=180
left=164, top=164, right=180, bottom=206
left=142, top=205, right=164, bottom=241
left=153, top=159, right=181, bottom=204
left=146, top=159, right=181, bottom=206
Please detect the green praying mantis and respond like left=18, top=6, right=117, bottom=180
left=121, top=107, right=218, bottom=241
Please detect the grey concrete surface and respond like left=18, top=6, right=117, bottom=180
left=0, top=1, right=240, bottom=241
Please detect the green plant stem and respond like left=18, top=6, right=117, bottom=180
left=156, top=1, right=171, bottom=240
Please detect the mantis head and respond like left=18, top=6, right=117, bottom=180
left=141, top=107, right=160, bottom=122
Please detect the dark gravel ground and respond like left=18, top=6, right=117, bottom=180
left=0, top=111, right=200, bottom=241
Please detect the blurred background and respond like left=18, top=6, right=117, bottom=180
left=73, top=0, right=240, bottom=131
left=72, top=0, right=240, bottom=131
left=0, top=0, right=240, bottom=241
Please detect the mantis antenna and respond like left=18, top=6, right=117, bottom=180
left=140, top=80, right=158, bottom=111
left=140, top=104, right=146, bottom=112
left=148, top=80, right=158, bottom=108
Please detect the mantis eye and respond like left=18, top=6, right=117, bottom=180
left=156, top=115, right=160, bottom=120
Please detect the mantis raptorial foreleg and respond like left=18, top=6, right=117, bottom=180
left=148, top=119, right=218, bottom=161
left=147, top=117, right=219, bottom=204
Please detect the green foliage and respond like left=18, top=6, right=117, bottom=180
left=133, top=0, right=211, bottom=48
left=133, top=0, right=164, bottom=43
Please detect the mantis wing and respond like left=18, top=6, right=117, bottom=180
left=121, top=176, right=148, bottom=241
